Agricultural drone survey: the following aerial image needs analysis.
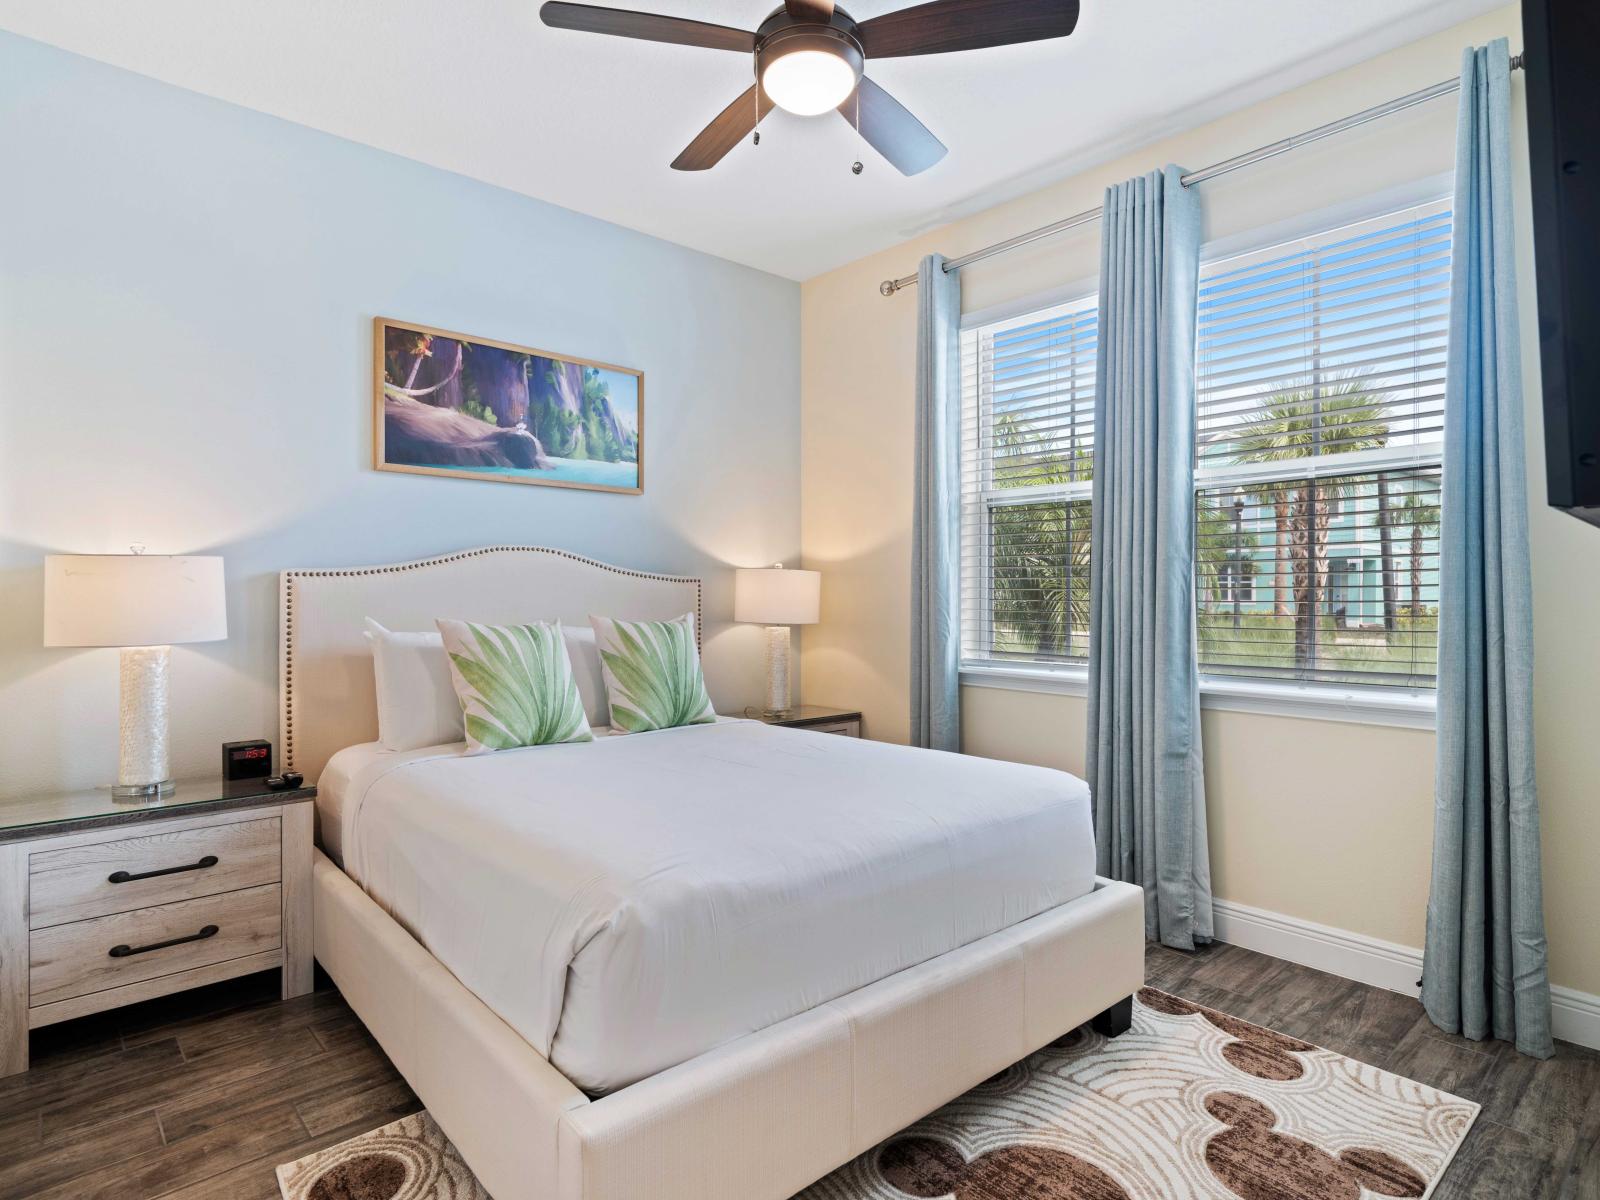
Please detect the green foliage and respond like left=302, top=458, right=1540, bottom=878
left=461, top=398, right=496, bottom=425
left=1221, top=374, right=1395, bottom=670
left=523, top=363, right=635, bottom=463
left=1196, top=490, right=1262, bottom=609
left=990, top=500, right=1092, bottom=660
left=599, top=620, right=714, bottom=732
left=1196, top=611, right=1437, bottom=686
left=526, top=361, right=575, bottom=457
left=1393, top=483, right=1441, bottom=615
left=448, top=623, right=592, bottom=750
left=992, top=413, right=1093, bottom=488
left=1227, top=376, right=1392, bottom=463
left=985, top=413, right=1095, bottom=658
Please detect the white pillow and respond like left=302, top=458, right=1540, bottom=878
left=363, top=618, right=464, bottom=751
left=364, top=618, right=610, bottom=745
left=561, top=625, right=610, bottom=731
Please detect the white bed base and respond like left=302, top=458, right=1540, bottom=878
left=283, top=546, right=1146, bottom=1200
left=316, top=850, right=1143, bottom=1200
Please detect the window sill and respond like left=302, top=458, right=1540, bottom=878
left=959, top=664, right=1437, bottom=730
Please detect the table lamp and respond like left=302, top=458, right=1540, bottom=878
left=44, top=550, right=227, bottom=797
left=735, top=563, right=820, bottom=718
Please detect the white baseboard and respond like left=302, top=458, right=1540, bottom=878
left=1211, top=897, right=1600, bottom=1052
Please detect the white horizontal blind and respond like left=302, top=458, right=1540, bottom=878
left=960, top=296, right=1098, bottom=667
left=1193, top=200, right=1450, bottom=688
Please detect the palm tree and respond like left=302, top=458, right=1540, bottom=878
left=1375, top=474, right=1400, bottom=633
left=988, top=414, right=1093, bottom=658
left=1226, top=377, right=1392, bottom=671
left=990, top=499, right=1092, bottom=658
left=1394, top=486, right=1441, bottom=615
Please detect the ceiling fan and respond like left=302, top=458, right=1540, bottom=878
left=539, top=0, right=1081, bottom=176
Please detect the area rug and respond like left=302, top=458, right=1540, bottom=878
left=278, top=987, right=1478, bottom=1200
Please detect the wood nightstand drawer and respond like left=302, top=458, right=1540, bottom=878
left=807, top=720, right=861, bottom=736
left=29, top=883, right=283, bottom=1008
left=28, top=817, right=281, bottom=930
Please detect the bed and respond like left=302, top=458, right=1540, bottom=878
left=282, top=545, right=1144, bottom=1200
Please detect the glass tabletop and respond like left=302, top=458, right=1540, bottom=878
left=742, top=704, right=862, bottom=723
left=0, top=777, right=314, bottom=842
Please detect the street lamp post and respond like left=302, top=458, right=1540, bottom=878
left=1231, top=495, right=1245, bottom=630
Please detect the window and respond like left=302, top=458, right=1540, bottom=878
left=1193, top=200, right=1449, bottom=689
left=958, top=197, right=1448, bottom=704
left=960, top=297, right=1098, bottom=668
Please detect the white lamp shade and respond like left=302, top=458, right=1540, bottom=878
left=735, top=566, right=820, bottom=626
left=44, top=555, right=228, bottom=648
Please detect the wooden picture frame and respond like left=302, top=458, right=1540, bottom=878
left=373, top=317, right=644, bottom=495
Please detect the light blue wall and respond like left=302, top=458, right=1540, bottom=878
left=0, top=32, right=802, bottom=795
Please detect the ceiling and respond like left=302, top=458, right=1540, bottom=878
left=0, top=0, right=1500, bottom=280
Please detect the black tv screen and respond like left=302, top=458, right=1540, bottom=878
left=1522, top=0, right=1600, bottom=527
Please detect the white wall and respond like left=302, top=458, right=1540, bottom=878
left=801, top=6, right=1600, bottom=1000
left=0, top=31, right=801, bottom=797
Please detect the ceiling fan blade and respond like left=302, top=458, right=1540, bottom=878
left=672, top=85, right=776, bottom=171
left=539, top=2, right=756, bottom=52
left=784, top=0, right=836, bottom=20
left=839, top=77, right=947, bottom=176
left=857, top=0, right=1078, bottom=58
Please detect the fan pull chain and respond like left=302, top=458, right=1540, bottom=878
left=753, top=86, right=761, bottom=146
left=851, top=86, right=863, bottom=176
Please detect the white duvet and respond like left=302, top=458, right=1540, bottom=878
left=323, top=719, right=1096, bottom=1095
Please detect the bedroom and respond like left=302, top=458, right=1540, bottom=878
left=0, top=0, right=1596, bottom=1196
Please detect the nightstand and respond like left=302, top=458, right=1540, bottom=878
left=0, top=778, right=315, bottom=1077
left=744, top=705, right=863, bottom=737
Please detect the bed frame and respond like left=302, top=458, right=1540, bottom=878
left=281, top=545, right=1144, bottom=1200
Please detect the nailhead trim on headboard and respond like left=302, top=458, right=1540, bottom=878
left=279, top=546, right=704, bottom=773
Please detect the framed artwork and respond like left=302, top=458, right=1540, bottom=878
left=374, top=317, right=643, bottom=494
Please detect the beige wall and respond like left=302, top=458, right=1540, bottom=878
left=801, top=5, right=1600, bottom=998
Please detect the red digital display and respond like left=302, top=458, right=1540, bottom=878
left=222, top=740, right=273, bottom=782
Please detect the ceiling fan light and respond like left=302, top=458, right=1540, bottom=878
left=762, top=48, right=858, bottom=116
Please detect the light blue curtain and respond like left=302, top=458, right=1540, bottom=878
left=1422, top=39, right=1553, bottom=1060
left=911, top=254, right=962, bottom=751
left=1087, top=167, right=1212, bottom=950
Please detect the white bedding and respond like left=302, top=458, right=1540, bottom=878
left=320, top=719, right=1096, bottom=1095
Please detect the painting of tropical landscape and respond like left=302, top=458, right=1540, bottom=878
left=375, top=319, right=641, bottom=493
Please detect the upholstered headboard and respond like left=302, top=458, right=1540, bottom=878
left=279, top=546, right=702, bottom=780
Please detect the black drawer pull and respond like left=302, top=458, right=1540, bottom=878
left=108, top=925, right=219, bottom=958
left=108, top=855, right=219, bottom=885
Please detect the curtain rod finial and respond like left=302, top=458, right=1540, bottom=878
left=879, top=279, right=899, bottom=297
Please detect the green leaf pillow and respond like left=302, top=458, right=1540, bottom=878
left=588, top=613, right=716, bottom=734
left=435, top=619, right=594, bottom=753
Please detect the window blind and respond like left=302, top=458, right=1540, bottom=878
left=1196, top=469, right=1441, bottom=687
left=1193, top=200, right=1450, bottom=688
left=1196, top=201, right=1450, bottom=470
left=960, top=298, right=1098, bottom=666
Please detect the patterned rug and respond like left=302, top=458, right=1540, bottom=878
left=277, top=987, right=1477, bottom=1200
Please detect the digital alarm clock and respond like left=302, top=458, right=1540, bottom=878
left=222, top=739, right=273, bottom=782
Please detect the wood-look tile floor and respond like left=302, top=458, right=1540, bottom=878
left=3, top=945, right=1597, bottom=1199
left=0, top=969, right=421, bottom=1200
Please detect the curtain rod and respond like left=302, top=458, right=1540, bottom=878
left=878, top=52, right=1524, bottom=297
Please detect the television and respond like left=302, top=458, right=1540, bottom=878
left=1522, top=0, right=1600, bottom=527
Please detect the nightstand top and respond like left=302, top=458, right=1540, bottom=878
left=0, top=778, right=315, bottom=844
left=742, top=705, right=863, bottom=728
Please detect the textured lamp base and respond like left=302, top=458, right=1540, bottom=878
left=763, top=625, right=792, bottom=718
left=114, top=645, right=174, bottom=799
